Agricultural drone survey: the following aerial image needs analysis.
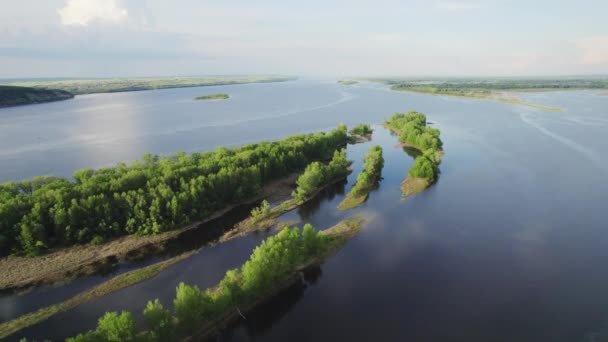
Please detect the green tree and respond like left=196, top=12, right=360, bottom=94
left=173, top=282, right=207, bottom=330
left=143, top=299, right=174, bottom=341
left=95, top=311, right=136, bottom=342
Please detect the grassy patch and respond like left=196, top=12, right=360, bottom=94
left=401, top=176, right=432, bottom=197
left=337, top=193, right=369, bottom=211
left=194, top=93, right=229, bottom=100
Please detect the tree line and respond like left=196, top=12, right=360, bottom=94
left=351, top=145, right=384, bottom=197
left=0, top=126, right=349, bottom=256
left=56, top=224, right=327, bottom=342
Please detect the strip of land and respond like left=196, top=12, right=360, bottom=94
left=2, top=75, right=295, bottom=95
left=194, top=93, right=229, bottom=100
left=337, top=145, right=384, bottom=211
left=364, top=78, right=608, bottom=112
left=338, top=80, right=358, bottom=85
left=391, top=85, right=564, bottom=112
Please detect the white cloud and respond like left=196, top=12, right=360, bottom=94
left=577, top=36, right=608, bottom=65
left=58, top=0, right=128, bottom=26
left=435, top=2, right=479, bottom=11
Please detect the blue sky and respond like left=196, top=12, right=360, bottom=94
left=0, top=0, right=607, bottom=77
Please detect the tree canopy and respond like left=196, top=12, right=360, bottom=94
left=0, top=126, right=348, bottom=256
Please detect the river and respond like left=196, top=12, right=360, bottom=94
left=1, top=80, right=608, bottom=341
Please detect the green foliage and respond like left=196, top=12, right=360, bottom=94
left=250, top=200, right=271, bottom=222
left=385, top=111, right=442, bottom=181
left=0, top=126, right=348, bottom=256
left=173, top=283, right=208, bottom=331
left=408, top=151, right=441, bottom=179
left=350, top=123, right=373, bottom=136
left=292, top=149, right=351, bottom=202
left=143, top=299, right=175, bottom=341
left=385, top=111, right=442, bottom=151
left=90, top=235, right=105, bottom=245
left=96, top=311, right=137, bottom=342
left=351, top=145, right=384, bottom=197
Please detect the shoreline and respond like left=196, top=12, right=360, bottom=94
left=401, top=176, right=433, bottom=197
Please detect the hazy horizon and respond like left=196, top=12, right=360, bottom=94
left=1, top=0, right=607, bottom=78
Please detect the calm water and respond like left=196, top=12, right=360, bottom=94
left=2, top=81, right=608, bottom=341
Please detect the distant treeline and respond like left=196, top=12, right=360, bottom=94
left=4, top=76, right=296, bottom=95
left=385, top=111, right=443, bottom=182
left=0, top=126, right=349, bottom=256
left=0, top=85, right=73, bottom=107
left=385, top=78, right=608, bottom=91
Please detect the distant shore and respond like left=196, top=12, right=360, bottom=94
left=0, top=85, right=74, bottom=108
left=2, top=76, right=296, bottom=95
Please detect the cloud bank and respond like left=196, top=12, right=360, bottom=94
left=58, top=0, right=128, bottom=26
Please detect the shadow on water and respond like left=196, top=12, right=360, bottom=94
left=216, top=266, right=323, bottom=342
left=296, top=179, right=346, bottom=220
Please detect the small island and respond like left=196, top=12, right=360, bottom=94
left=0, top=85, right=74, bottom=108
left=349, top=123, right=373, bottom=143
left=194, top=93, right=229, bottom=100
left=338, top=80, right=358, bottom=85
left=337, top=145, right=384, bottom=210
left=384, top=111, right=443, bottom=197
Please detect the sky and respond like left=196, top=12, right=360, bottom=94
left=0, top=0, right=607, bottom=78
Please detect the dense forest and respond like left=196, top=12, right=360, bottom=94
left=385, top=111, right=442, bottom=182
left=0, top=85, right=73, bottom=107
left=60, top=224, right=334, bottom=342
left=0, top=126, right=349, bottom=256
